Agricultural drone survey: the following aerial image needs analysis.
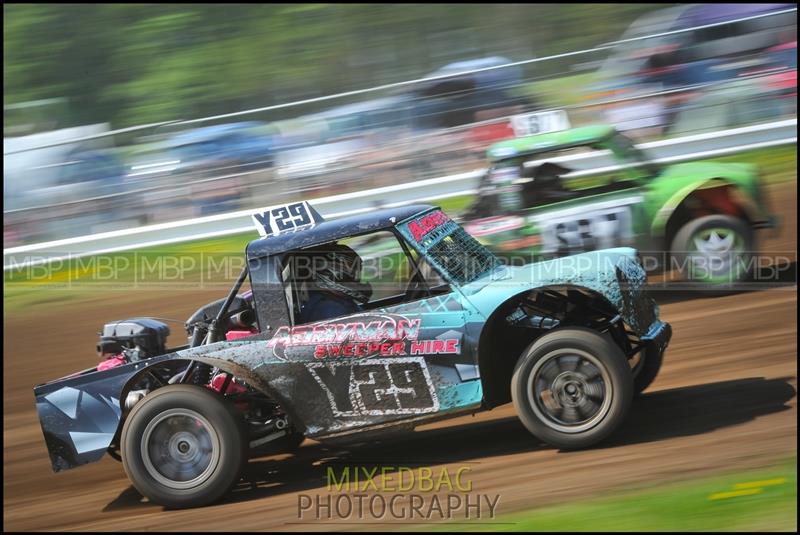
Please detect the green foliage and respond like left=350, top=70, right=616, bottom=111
left=4, top=4, right=664, bottom=129
left=424, top=458, right=797, bottom=532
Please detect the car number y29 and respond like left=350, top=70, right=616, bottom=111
left=251, top=201, right=321, bottom=237
left=307, top=357, right=440, bottom=417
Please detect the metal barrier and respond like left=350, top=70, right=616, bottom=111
left=5, top=118, right=795, bottom=270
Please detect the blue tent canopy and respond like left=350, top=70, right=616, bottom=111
left=415, top=56, right=523, bottom=95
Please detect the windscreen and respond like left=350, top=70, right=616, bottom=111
left=397, top=210, right=501, bottom=285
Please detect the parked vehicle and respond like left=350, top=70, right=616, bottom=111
left=587, top=4, right=796, bottom=135
left=667, top=77, right=795, bottom=136
left=126, top=121, right=276, bottom=218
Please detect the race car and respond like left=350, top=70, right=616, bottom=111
left=463, top=125, right=777, bottom=285
left=34, top=201, right=671, bottom=508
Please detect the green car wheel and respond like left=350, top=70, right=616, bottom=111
left=670, top=215, right=754, bottom=286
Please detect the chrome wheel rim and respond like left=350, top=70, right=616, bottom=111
left=693, top=228, right=741, bottom=255
left=527, top=349, right=613, bottom=433
left=141, top=408, right=220, bottom=490
left=688, top=227, right=746, bottom=281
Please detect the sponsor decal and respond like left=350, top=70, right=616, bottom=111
left=408, top=339, right=459, bottom=355
left=465, top=216, right=526, bottom=237
left=307, top=357, right=439, bottom=416
left=488, top=167, right=520, bottom=184
left=489, top=146, right=517, bottom=159
left=497, top=235, right=542, bottom=250
left=266, top=314, right=460, bottom=360
left=407, top=210, right=451, bottom=243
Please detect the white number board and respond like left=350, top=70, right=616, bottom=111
left=251, top=201, right=324, bottom=238
left=511, top=109, right=571, bottom=138
left=533, top=196, right=642, bottom=254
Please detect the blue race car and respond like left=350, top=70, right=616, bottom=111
left=34, top=201, right=671, bottom=508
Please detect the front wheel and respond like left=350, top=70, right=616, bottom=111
left=511, top=327, right=633, bottom=450
left=121, top=385, right=247, bottom=509
left=630, top=345, right=664, bottom=395
left=670, top=215, right=754, bottom=286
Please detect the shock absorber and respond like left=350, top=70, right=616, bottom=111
left=191, top=362, right=214, bottom=386
left=184, top=266, right=249, bottom=386
left=185, top=325, right=213, bottom=385
left=189, top=325, right=208, bottom=348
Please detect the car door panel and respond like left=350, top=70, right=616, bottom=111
left=269, top=291, right=478, bottom=438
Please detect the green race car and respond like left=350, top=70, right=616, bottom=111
left=463, top=125, right=777, bottom=285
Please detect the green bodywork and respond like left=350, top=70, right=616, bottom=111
left=466, top=125, right=774, bottom=265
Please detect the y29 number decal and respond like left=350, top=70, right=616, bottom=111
left=307, top=357, right=439, bottom=417
left=251, top=201, right=322, bottom=237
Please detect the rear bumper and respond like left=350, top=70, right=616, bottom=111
left=753, top=214, right=781, bottom=242
left=752, top=215, right=779, bottom=230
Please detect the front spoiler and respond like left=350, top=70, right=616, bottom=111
left=752, top=215, right=779, bottom=230
left=34, top=354, right=177, bottom=472
left=753, top=215, right=781, bottom=242
left=641, top=320, right=672, bottom=355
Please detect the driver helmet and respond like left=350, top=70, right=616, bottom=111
left=313, top=243, right=372, bottom=304
left=533, top=162, right=571, bottom=185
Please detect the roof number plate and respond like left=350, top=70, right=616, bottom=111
left=251, top=201, right=324, bottom=238
left=511, top=109, right=570, bottom=138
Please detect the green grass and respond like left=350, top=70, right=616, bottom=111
left=418, top=458, right=797, bottom=532
left=523, top=72, right=600, bottom=109
left=432, top=194, right=475, bottom=214
left=2, top=194, right=478, bottom=312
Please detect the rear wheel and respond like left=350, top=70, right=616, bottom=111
left=670, top=215, right=754, bottom=285
left=121, top=385, right=246, bottom=509
left=511, top=327, right=633, bottom=450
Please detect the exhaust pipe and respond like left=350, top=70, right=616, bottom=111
left=248, top=417, right=289, bottom=448
left=124, top=389, right=149, bottom=411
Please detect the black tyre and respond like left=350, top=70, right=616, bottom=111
left=511, top=327, right=633, bottom=450
left=630, top=345, right=664, bottom=395
left=670, top=215, right=754, bottom=285
left=121, top=385, right=247, bottom=509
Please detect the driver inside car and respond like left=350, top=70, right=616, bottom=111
left=519, top=161, right=574, bottom=206
left=296, top=243, right=372, bottom=324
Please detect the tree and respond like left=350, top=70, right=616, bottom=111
left=4, top=4, right=665, bottom=129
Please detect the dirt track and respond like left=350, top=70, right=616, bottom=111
left=3, top=181, right=797, bottom=531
